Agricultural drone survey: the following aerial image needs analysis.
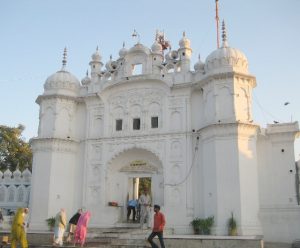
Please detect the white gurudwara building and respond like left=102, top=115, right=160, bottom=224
left=29, top=24, right=300, bottom=243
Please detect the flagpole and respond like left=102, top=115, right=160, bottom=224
left=215, top=0, right=220, bottom=49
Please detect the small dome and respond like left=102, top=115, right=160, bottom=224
left=151, top=40, right=162, bottom=53
left=119, top=42, right=128, bottom=58
left=105, top=56, right=118, bottom=72
left=92, top=47, right=102, bottom=61
left=205, top=46, right=248, bottom=73
left=194, top=55, right=205, bottom=72
left=128, top=43, right=151, bottom=55
left=179, top=32, right=191, bottom=49
left=165, top=50, right=178, bottom=61
left=81, top=71, right=91, bottom=85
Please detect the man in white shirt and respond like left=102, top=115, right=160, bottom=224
left=138, top=189, right=151, bottom=229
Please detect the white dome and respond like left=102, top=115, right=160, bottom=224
left=128, top=43, right=151, bottom=55
left=165, top=50, right=178, bottom=61
left=81, top=72, right=91, bottom=85
left=194, top=55, right=205, bottom=72
left=105, top=57, right=118, bottom=72
left=119, top=43, right=128, bottom=58
left=119, top=47, right=128, bottom=58
left=179, top=32, right=191, bottom=48
left=151, top=41, right=162, bottom=53
left=92, top=48, right=102, bottom=61
left=205, top=46, right=248, bottom=74
left=44, top=70, right=80, bottom=94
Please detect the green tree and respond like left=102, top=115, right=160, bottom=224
left=0, top=124, right=32, bottom=171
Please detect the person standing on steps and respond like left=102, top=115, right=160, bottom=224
left=138, top=189, right=151, bottom=229
left=127, top=199, right=137, bottom=222
left=147, top=205, right=166, bottom=248
left=74, top=210, right=91, bottom=247
left=66, top=209, right=82, bottom=243
left=53, top=208, right=67, bottom=247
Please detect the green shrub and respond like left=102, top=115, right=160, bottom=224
left=191, top=216, right=214, bottom=235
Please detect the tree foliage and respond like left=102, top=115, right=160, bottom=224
left=0, top=124, right=32, bottom=171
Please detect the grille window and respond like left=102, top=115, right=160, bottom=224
left=133, top=118, right=140, bottom=130
left=151, top=117, right=158, bottom=128
left=116, top=119, right=122, bottom=131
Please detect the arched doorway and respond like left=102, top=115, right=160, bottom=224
left=106, top=148, right=164, bottom=223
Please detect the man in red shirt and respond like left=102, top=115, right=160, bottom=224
left=147, top=204, right=166, bottom=248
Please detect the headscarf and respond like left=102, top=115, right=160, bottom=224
left=76, top=211, right=91, bottom=228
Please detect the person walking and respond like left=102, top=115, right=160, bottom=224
left=147, top=205, right=166, bottom=248
left=66, top=209, right=82, bottom=243
left=53, top=208, right=67, bottom=247
left=139, top=189, right=151, bottom=229
left=74, top=211, right=91, bottom=247
left=10, top=208, right=28, bottom=248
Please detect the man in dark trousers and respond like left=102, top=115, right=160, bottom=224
left=147, top=204, right=166, bottom=248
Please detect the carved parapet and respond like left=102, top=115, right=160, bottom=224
left=30, top=138, right=79, bottom=153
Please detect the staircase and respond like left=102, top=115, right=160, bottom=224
left=0, top=224, right=266, bottom=248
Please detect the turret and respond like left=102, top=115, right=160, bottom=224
left=37, top=48, right=80, bottom=139
left=89, top=47, right=103, bottom=83
left=178, top=32, right=192, bottom=72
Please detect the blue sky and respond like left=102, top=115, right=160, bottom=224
left=0, top=0, right=299, bottom=160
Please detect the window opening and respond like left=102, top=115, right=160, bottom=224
left=116, top=119, right=123, bottom=131
left=132, top=64, right=143, bottom=75
left=151, top=117, right=158, bottom=128
left=133, top=118, right=141, bottom=130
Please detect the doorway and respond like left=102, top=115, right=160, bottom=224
left=126, top=176, right=152, bottom=222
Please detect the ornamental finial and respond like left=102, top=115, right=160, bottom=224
left=222, top=20, right=228, bottom=47
left=62, top=47, right=67, bottom=70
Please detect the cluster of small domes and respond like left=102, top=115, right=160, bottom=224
left=43, top=24, right=249, bottom=93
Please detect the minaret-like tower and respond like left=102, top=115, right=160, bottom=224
left=178, top=31, right=192, bottom=72
left=89, top=46, right=103, bottom=83
left=197, top=21, right=262, bottom=236
left=29, top=49, right=81, bottom=230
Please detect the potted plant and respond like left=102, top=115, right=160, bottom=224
left=191, top=218, right=201, bottom=234
left=228, top=212, right=237, bottom=236
left=46, top=216, right=55, bottom=231
left=191, top=216, right=214, bottom=235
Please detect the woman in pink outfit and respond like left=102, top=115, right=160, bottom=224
left=73, top=211, right=91, bottom=247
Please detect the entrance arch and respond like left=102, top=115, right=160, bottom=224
left=106, top=148, right=164, bottom=222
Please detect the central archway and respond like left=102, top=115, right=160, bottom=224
left=105, top=147, right=164, bottom=223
